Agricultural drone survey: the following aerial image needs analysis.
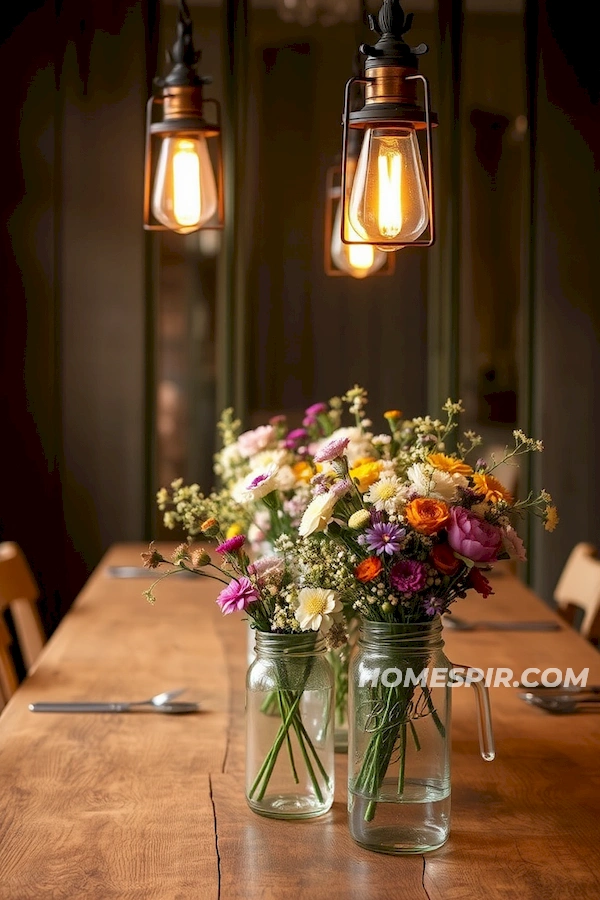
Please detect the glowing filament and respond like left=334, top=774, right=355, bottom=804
left=377, top=151, right=402, bottom=238
left=172, top=140, right=202, bottom=226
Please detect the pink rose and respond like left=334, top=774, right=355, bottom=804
left=447, top=507, right=502, bottom=563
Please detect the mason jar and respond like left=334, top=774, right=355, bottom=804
left=246, top=631, right=335, bottom=819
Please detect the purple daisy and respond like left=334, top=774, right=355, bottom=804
left=216, top=577, right=259, bottom=615
left=313, top=437, right=350, bottom=463
left=423, top=594, right=446, bottom=617
left=364, top=522, right=405, bottom=556
left=215, top=535, right=246, bottom=555
left=390, top=559, right=428, bottom=593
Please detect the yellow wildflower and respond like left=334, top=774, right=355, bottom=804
left=226, top=523, right=243, bottom=539
left=293, top=460, right=314, bottom=483
left=544, top=506, right=559, bottom=532
left=428, top=453, right=473, bottom=477
left=349, top=460, right=382, bottom=493
left=472, top=472, right=513, bottom=505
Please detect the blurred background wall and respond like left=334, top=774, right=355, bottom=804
left=0, top=0, right=598, bottom=632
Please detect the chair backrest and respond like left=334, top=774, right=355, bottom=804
left=554, top=543, right=600, bottom=641
left=0, top=542, right=46, bottom=708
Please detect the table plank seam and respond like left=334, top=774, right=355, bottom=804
left=209, top=773, right=222, bottom=900
left=422, top=857, right=432, bottom=900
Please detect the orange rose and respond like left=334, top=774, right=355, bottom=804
left=405, top=498, right=450, bottom=535
left=472, top=473, right=513, bottom=505
left=355, top=556, right=383, bottom=583
left=430, top=542, right=460, bottom=575
left=428, top=453, right=473, bottom=477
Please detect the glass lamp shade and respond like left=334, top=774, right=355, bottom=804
left=348, top=126, right=429, bottom=248
left=151, top=134, right=218, bottom=234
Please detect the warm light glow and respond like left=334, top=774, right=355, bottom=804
left=349, top=126, right=428, bottom=248
left=348, top=240, right=375, bottom=271
left=172, top=140, right=201, bottom=226
left=330, top=186, right=386, bottom=278
left=377, top=150, right=402, bottom=238
left=151, top=134, right=218, bottom=233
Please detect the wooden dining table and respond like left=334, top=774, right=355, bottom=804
left=1, top=543, right=599, bottom=899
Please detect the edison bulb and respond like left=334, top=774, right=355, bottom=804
left=151, top=136, right=218, bottom=234
left=348, top=126, right=428, bottom=248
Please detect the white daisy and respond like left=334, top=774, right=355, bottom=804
left=364, top=474, right=407, bottom=514
left=294, top=588, right=342, bottom=633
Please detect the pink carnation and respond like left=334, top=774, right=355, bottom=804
left=305, top=402, right=328, bottom=418
left=215, top=535, right=246, bottom=555
left=447, top=507, right=502, bottom=563
left=216, top=577, right=259, bottom=615
left=313, top=437, right=350, bottom=463
left=247, top=555, right=285, bottom=586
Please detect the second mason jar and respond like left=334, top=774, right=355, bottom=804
left=348, top=618, right=451, bottom=853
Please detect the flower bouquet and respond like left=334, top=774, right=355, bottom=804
left=156, top=394, right=383, bottom=746
left=291, top=389, right=557, bottom=848
left=142, top=526, right=345, bottom=819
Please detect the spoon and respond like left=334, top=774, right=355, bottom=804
left=519, top=693, right=600, bottom=714
left=29, top=688, right=200, bottom=714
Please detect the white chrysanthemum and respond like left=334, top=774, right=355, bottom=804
left=239, top=464, right=281, bottom=502
left=250, top=448, right=290, bottom=471
left=364, top=474, right=408, bottom=514
left=298, top=491, right=338, bottom=537
left=295, top=587, right=342, bottom=633
left=273, top=464, right=296, bottom=492
left=407, top=463, right=461, bottom=502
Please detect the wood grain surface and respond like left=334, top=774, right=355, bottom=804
left=0, top=545, right=599, bottom=899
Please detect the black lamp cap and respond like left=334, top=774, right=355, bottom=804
left=156, top=0, right=212, bottom=88
left=360, top=0, right=428, bottom=69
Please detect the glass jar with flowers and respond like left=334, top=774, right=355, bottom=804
left=142, top=525, right=345, bottom=820
left=296, top=391, right=558, bottom=853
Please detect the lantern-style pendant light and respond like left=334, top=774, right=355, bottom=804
left=144, top=0, right=223, bottom=234
left=340, top=0, right=436, bottom=250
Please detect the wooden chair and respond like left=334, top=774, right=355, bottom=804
left=554, top=543, right=600, bottom=643
left=0, top=542, right=46, bottom=708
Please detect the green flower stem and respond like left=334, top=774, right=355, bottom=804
left=288, top=711, right=324, bottom=804
left=398, top=723, right=407, bottom=795
left=277, top=692, right=299, bottom=785
left=422, top=683, right=446, bottom=739
left=249, top=688, right=329, bottom=803
left=409, top=719, right=421, bottom=752
left=285, top=696, right=331, bottom=786
left=249, top=690, right=304, bottom=801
